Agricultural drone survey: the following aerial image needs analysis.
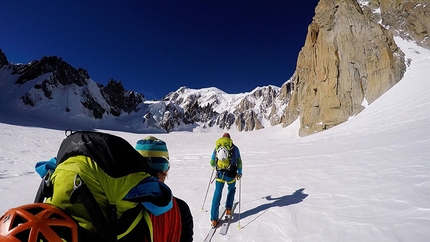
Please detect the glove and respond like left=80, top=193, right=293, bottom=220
left=236, top=174, right=242, bottom=180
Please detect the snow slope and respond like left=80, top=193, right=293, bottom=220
left=0, top=37, right=429, bottom=241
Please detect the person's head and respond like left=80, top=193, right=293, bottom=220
left=135, top=136, right=170, bottom=182
left=222, top=133, right=231, bottom=138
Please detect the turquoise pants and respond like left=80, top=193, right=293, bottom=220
left=210, top=171, right=236, bottom=221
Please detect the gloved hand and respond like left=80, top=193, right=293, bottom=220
left=236, top=174, right=242, bottom=180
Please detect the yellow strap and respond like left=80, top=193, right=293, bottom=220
left=216, top=170, right=237, bottom=184
left=116, top=209, right=153, bottom=242
left=215, top=177, right=236, bottom=184
left=144, top=209, right=153, bottom=242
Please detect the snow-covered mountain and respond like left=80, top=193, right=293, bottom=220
left=161, top=85, right=285, bottom=132
left=0, top=51, right=288, bottom=133
left=0, top=55, right=147, bottom=131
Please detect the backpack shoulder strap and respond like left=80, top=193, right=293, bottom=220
left=70, top=174, right=114, bottom=241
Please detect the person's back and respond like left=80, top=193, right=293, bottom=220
left=175, top=197, right=194, bottom=241
left=209, top=133, right=242, bottom=226
left=136, top=136, right=194, bottom=242
left=150, top=197, right=182, bottom=241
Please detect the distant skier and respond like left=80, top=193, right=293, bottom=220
left=209, top=133, right=243, bottom=227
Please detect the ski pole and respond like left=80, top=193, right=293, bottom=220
left=237, top=177, right=242, bottom=228
left=201, top=168, right=215, bottom=210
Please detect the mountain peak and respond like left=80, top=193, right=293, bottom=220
left=0, top=49, right=8, bottom=68
left=13, top=56, right=90, bottom=87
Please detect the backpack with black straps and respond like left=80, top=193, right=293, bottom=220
left=214, top=136, right=238, bottom=177
left=34, top=130, right=173, bottom=242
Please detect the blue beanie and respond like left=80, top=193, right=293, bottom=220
left=135, top=136, right=170, bottom=171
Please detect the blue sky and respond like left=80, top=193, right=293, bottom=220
left=1, top=0, right=319, bottom=100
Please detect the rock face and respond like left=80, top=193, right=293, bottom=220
left=0, top=49, right=8, bottom=68
left=13, top=56, right=90, bottom=87
left=378, top=0, right=430, bottom=49
left=282, top=0, right=406, bottom=136
left=100, top=79, right=144, bottom=116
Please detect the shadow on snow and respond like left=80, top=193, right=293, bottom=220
left=237, top=188, right=308, bottom=229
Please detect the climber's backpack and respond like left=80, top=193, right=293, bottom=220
left=34, top=130, right=172, bottom=242
left=215, top=136, right=238, bottom=176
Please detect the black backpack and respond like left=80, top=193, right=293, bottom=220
left=35, top=130, right=171, bottom=242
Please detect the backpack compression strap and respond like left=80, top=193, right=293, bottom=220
left=69, top=174, right=154, bottom=242
left=70, top=174, right=116, bottom=241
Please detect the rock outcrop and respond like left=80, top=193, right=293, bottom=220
left=0, top=49, right=8, bottom=68
left=100, top=79, right=145, bottom=116
left=378, top=0, right=430, bottom=49
left=282, top=0, right=406, bottom=136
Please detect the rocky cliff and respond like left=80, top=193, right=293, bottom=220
left=281, top=0, right=409, bottom=136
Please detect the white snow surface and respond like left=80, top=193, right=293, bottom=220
left=0, top=37, right=429, bottom=241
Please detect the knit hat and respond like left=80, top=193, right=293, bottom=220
left=222, top=133, right=231, bottom=138
left=135, top=136, right=170, bottom=171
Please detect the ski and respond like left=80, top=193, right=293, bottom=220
left=203, top=208, right=226, bottom=242
left=219, top=201, right=239, bottom=235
